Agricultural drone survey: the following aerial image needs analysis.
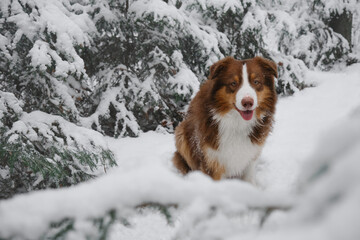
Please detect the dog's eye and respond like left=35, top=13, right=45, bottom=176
left=254, top=80, right=260, bottom=85
left=230, top=81, right=237, bottom=87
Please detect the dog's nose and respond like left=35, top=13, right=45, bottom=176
left=241, top=97, right=254, bottom=109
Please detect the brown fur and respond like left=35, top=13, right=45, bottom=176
left=172, top=56, right=277, bottom=180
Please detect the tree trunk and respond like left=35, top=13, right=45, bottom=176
left=327, top=10, right=353, bottom=49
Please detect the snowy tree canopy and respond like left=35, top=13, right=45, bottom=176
left=1, top=0, right=358, bottom=139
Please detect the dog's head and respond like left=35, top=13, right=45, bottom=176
left=209, top=56, right=277, bottom=121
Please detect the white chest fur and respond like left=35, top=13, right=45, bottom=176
left=208, top=110, right=262, bottom=178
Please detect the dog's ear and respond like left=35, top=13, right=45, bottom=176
left=254, top=56, right=278, bottom=78
left=209, top=57, right=233, bottom=80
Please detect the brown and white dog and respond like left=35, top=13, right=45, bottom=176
left=172, top=56, right=277, bottom=183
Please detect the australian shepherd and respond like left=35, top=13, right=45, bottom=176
left=172, top=56, right=278, bottom=183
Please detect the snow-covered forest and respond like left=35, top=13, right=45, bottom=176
left=0, top=0, right=360, bottom=239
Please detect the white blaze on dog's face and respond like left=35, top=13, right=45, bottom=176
left=234, top=63, right=258, bottom=121
left=236, top=64, right=258, bottom=110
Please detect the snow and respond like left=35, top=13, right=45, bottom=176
left=1, top=64, right=360, bottom=239
left=190, top=0, right=254, bottom=15
left=8, top=110, right=110, bottom=151
left=0, top=33, right=8, bottom=52
left=258, top=65, right=360, bottom=193
left=109, top=208, right=175, bottom=240
left=29, top=40, right=52, bottom=71
left=0, top=91, right=24, bottom=115
left=0, top=154, right=291, bottom=239
left=130, top=0, right=228, bottom=64
left=0, top=168, right=9, bottom=179
left=6, top=0, right=97, bottom=81
left=1, top=0, right=360, bottom=237
left=0, top=91, right=24, bottom=127
left=317, top=0, right=358, bottom=17
left=130, top=0, right=183, bottom=23
left=253, top=115, right=360, bottom=240
left=5, top=110, right=114, bottom=177
left=170, top=51, right=200, bottom=98
left=80, top=82, right=141, bottom=137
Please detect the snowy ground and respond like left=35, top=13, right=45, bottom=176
left=106, top=64, right=360, bottom=239
left=0, top=64, right=360, bottom=239
left=258, top=65, right=360, bottom=193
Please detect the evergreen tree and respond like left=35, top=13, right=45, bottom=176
left=0, top=0, right=116, bottom=199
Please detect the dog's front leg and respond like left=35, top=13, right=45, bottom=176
left=201, top=158, right=225, bottom=181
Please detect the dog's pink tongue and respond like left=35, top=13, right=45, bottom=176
left=240, top=110, right=253, bottom=121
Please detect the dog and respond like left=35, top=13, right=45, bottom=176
left=172, top=56, right=277, bottom=183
